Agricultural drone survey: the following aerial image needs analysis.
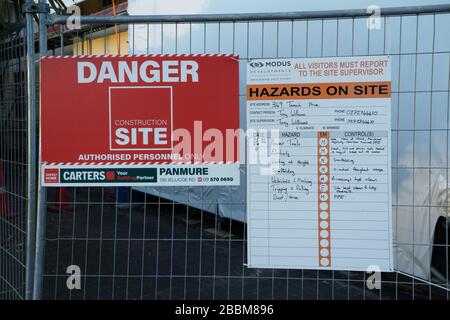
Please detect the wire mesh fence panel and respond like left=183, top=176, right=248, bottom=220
left=41, top=10, right=450, bottom=300
left=0, top=29, right=28, bottom=300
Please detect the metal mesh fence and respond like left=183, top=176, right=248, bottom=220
left=34, top=9, right=450, bottom=300
left=0, top=29, right=28, bottom=300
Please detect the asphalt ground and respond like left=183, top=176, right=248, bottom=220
left=40, top=187, right=447, bottom=300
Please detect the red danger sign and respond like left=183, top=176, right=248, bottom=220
left=40, top=54, right=240, bottom=186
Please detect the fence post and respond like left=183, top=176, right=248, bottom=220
left=32, top=0, right=49, bottom=300
left=24, top=0, right=38, bottom=301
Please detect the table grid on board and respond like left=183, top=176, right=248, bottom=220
left=248, top=100, right=392, bottom=270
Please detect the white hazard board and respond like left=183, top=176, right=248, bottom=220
left=246, top=56, right=393, bottom=271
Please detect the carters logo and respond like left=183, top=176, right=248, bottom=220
left=62, top=170, right=106, bottom=182
left=249, top=60, right=292, bottom=68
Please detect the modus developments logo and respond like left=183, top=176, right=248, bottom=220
left=249, top=60, right=292, bottom=68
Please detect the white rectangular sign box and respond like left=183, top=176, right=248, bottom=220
left=246, top=56, right=393, bottom=271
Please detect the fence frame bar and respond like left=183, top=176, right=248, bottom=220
left=24, top=0, right=38, bottom=301
left=48, top=4, right=450, bottom=25
left=32, top=0, right=48, bottom=300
